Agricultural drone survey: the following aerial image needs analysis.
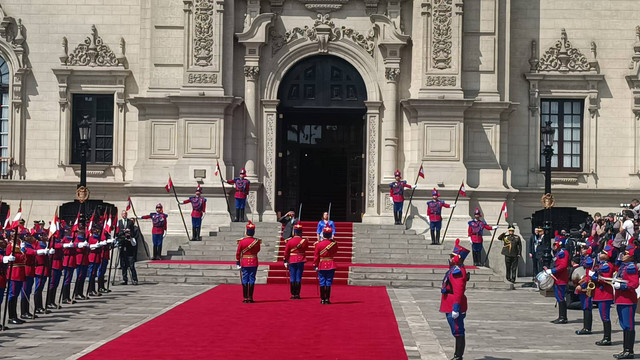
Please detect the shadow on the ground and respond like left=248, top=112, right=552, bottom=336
left=475, top=357, right=512, bottom=360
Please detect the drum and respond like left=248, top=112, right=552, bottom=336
left=535, top=270, right=555, bottom=290
left=571, top=267, right=586, bottom=286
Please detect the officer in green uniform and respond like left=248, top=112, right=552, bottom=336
left=498, top=225, right=522, bottom=283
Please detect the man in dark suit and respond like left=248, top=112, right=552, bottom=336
left=116, top=211, right=138, bottom=285
left=529, top=227, right=544, bottom=280
left=279, top=210, right=298, bottom=240
left=116, top=210, right=135, bottom=236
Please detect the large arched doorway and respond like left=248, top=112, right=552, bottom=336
left=276, top=55, right=366, bottom=222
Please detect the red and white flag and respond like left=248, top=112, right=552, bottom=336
left=215, top=160, right=220, bottom=176
left=2, top=207, right=9, bottom=230
left=459, top=182, right=467, bottom=197
left=87, top=210, right=96, bottom=233
left=10, top=209, right=22, bottom=230
left=418, top=164, right=425, bottom=179
left=71, top=210, right=80, bottom=233
left=501, top=201, right=508, bottom=219
left=126, top=197, right=132, bottom=212
left=165, top=176, right=173, bottom=193
left=48, top=212, right=59, bottom=239
left=101, top=214, right=112, bottom=241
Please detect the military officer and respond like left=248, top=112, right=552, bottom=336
left=86, top=230, right=104, bottom=297
left=226, top=169, right=250, bottom=222
left=6, top=230, right=26, bottom=324
left=426, top=188, right=454, bottom=245
left=33, top=231, right=53, bottom=314
left=46, top=230, right=64, bottom=308
left=138, top=203, right=168, bottom=260
left=20, top=232, right=38, bottom=319
left=73, top=232, right=90, bottom=301
left=574, top=246, right=594, bottom=335
left=0, top=238, right=11, bottom=330
left=593, top=241, right=615, bottom=346
left=497, top=225, right=522, bottom=283
left=389, top=170, right=416, bottom=225
left=97, top=230, right=114, bottom=293
left=181, top=184, right=207, bottom=241
left=283, top=223, right=308, bottom=299
left=612, top=245, right=639, bottom=359
left=467, top=209, right=497, bottom=266
left=440, top=239, right=470, bottom=360
left=314, top=224, right=338, bottom=304
left=61, top=231, right=78, bottom=305
left=545, top=237, right=569, bottom=324
left=236, top=221, right=261, bottom=303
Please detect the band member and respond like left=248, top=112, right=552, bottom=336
left=181, top=185, right=206, bottom=241
left=389, top=170, right=416, bottom=225
left=593, top=241, right=615, bottom=346
left=497, top=225, right=522, bottom=283
left=529, top=227, right=544, bottom=279
left=314, top=224, right=338, bottom=304
left=612, top=245, right=639, bottom=359
left=284, top=223, right=308, bottom=299
left=46, top=231, right=64, bottom=308
left=138, top=203, right=168, bottom=260
left=236, top=221, right=261, bottom=303
left=574, top=246, right=594, bottom=335
left=21, top=232, right=38, bottom=319
left=279, top=210, right=298, bottom=240
left=467, top=209, right=497, bottom=266
left=427, top=188, right=454, bottom=244
left=440, top=239, right=470, bottom=360
left=6, top=230, right=26, bottom=324
left=546, top=237, right=569, bottom=324
left=227, top=169, right=250, bottom=222
left=316, top=212, right=335, bottom=242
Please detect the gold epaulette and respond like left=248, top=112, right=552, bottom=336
left=257, top=238, right=262, bottom=244
left=236, top=238, right=243, bottom=244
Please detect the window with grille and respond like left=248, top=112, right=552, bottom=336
left=539, top=99, right=583, bottom=171
left=0, top=57, right=9, bottom=178
left=71, top=94, right=114, bottom=164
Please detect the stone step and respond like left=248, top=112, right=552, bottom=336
left=349, top=266, right=495, bottom=275
left=349, top=278, right=514, bottom=290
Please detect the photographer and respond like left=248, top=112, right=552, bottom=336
left=118, top=228, right=138, bottom=286
left=621, top=210, right=635, bottom=244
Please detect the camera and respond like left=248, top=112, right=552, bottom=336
left=621, top=203, right=632, bottom=208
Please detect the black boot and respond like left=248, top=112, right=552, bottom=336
left=320, top=286, right=326, bottom=304
left=295, top=282, right=302, bottom=299
left=61, top=284, right=73, bottom=304
left=195, top=227, right=201, bottom=241
left=430, top=230, right=436, bottom=245
left=34, top=289, right=48, bottom=314
left=88, top=277, right=98, bottom=297
left=290, top=282, right=295, bottom=300
left=325, top=286, right=331, bottom=304
left=191, top=227, right=197, bottom=241
left=436, top=230, right=441, bottom=245
left=614, top=330, right=629, bottom=359
left=248, top=284, right=254, bottom=303
left=235, top=209, right=240, bottom=222
left=576, top=310, right=592, bottom=334
left=596, top=320, right=612, bottom=346
left=98, top=278, right=107, bottom=293
left=8, top=298, right=23, bottom=324
left=452, top=335, right=465, bottom=360
left=73, top=279, right=86, bottom=300
left=157, top=245, right=162, bottom=260
left=241, top=209, right=246, bottom=222
left=20, top=297, right=36, bottom=319
left=152, top=246, right=157, bottom=260
left=242, top=284, right=248, bottom=303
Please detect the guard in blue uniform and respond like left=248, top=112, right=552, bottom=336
left=227, top=168, right=250, bottom=222
left=389, top=170, right=415, bottom=225
left=574, top=247, right=594, bottom=335
left=182, top=185, right=207, bottom=241
left=427, top=188, right=454, bottom=245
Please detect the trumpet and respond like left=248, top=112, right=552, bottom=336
left=598, top=275, right=629, bottom=285
left=578, top=275, right=597, bottom=297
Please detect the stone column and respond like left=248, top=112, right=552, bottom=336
left=382, top=67, right=400, bottom=181
left=243, top=66, right=260, bottom=179
left=363, top=101, right=382, bottom=222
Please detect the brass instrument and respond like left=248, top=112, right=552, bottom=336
left=578, top=274, right=596, bottom=297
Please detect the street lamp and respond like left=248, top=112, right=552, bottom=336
left=77, top=115, right=91, bottom=231
left=541, top=120, right=555, bottom=267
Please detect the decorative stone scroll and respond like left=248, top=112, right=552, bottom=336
left=193, top=0, right=214, bottom=67
left=298, top=0, right=349, bottom=13
left=426, top=75, right=455, bottom=87
left=61, top=25, right=126, bottom=67
left=243, top=66, right=260, bottom=80
left=431, top=0, right=452, bottom=70
left=271, top=14, right=376, bottom=56
left=385, top=68, right=400, bottom=82
left=534, top=29, right=597, bottom=72
left=188, top=73, right=217, bottom=84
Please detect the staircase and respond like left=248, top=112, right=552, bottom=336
left=266, top=221, right=353, bottom=285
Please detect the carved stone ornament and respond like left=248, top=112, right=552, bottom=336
left=62, top=25, right=125, bottom=67
left=271, top=14, right=376, bottom=56
left=76, top=186, right=90, bottom=204
left=193, top=0, right=214, bottom=67
left=541, top=193, right=555, bottom=209
left=298, top=0, right=349, bottom=13
left=367, top=114, right=377, bottom=209
left=244, top=66, right=260, bottom=80
left=188, top=73, right=217, bottom=84
left=385, top=68, right=400, bottom=82
left=426, top=75, right=456, bottom=87
left=431, top=0, right=453, bottom=70
left=534, top=29, right=596, bottom=72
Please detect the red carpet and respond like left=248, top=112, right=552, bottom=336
left=80, top=284, right=408, bottom=360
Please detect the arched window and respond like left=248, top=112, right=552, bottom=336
left=0, top=56, right=9, bottom=178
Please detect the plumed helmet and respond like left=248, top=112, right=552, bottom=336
left=196, top=184, right=202, bottom=193
left=240, top=168, right=247, bottom=175
left=394, top=170, right=401, bottom=177
left=451, top=238, right=470, bottom=264
left=474, top=208, right=481, bottom=216
left=432, top=188, right=439, bottom=197
left=246, top=221, right=256, bottom=230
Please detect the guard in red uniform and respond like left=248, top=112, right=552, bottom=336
left=440, top=239, right=470, bottom=360
left=139, top=203, right=168, bottom=260
left=73, top=233, right=90, bottom=301
left=236, top=221, right=261, bottom=303
left=21, top=232, right=38, bottom=319
left=181, top=185, right=207, bottom=241
left=33, top=232, right=52, bottom=314
left=593, top=241, right=616, bottom=346
left=427, top=188, right=454, bottom=244
left=6, top=231, right=26, bottom=325
left=389, top=170, right=415, bottom=225
left=612, top=245, right=639, bottom=359
left=61, top=231, right=78, bottom=304
left=546, top=236, right=569, bottom=324
left=227, top=169, right=250, bottom=222
left=0, top=238, right=13, bottom=330
left=467, top=209, right=497, bottom=266
left=284, top=223, right=308, bottom=299
left=314, top=224, right=338, bottom=304
left=86, top=231, right=103, bottom=297
left=46, top=231, right=64, bottom=309
left=574, top=246, right=594, bottom=335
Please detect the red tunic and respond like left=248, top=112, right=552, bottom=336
left=0, top=261, right=5, bottom=288
left=101, top=242, right=110, bottom=261
left=614, top=262, right=639, bottom=305
left=88, top=236, right=102, bottom=263
left=228, top=178, right=250, bottom=199
left=236, top=237, right=261, bottom=267
left=440, top=265, right=468, bottom=313
left=284, top=236, right=309, bottom=264
left=467, top=220, right=493, bottom=244
left=427, top=200, right=450, bottom=222
left=314, top=240, right=338, bottom=270
left=183, top=196, right=207, bottom=218
left=74, top=238, right=90, bottom=266
left=593, top=261, right=615, bottom=302
left=142, top=213, right=168, bottom=235
left=6, top=243, right=26, bottom=282
left=34, top=241, right=47, bottom=276
left=62, top=236, right=77, bottom=268
left=389, top=181, right=411, bottom=202
left=551, top=249, right=569, bottom=286
left=23, top=243, right=36, bottom=278
left=52, top=240, right=64, bottom=270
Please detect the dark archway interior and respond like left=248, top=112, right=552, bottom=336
left=276, top=55, right=367, bottom=222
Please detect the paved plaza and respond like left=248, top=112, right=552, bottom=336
left=0, top=283, right=628, bottom=360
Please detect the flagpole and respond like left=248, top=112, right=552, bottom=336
left=216, top=161, right=233, bottom=221
left=44, top=207, right=58, bottom=313
left=483, top=201, right=506, bottom=267
left=169, top=176, right=191, bottom=242
left=106, top=211, right=117, bottom=291
left=2, top=230, right=17, bottom=330
left=402, top=163, right=423, bottom=226
left=441, top=181, right=464, bottom=244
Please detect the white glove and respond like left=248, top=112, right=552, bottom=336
left=544, top=269, right=553, bottom=275
left=137, top=216, right=143, bottom=219
left=106, top=239, right=115, bottom=244
left=48, top=249, right=55, bottom=255
left=63, top=243, right=73, bottom=248
left=100, top=240, right=107, bottom=246
left=36, top=249, right=47, bottom=255
left=614, top=282, right=621, bottom=290
left=2, top=255, right=14, bottom=263
left=315, top=267, right=319, bottom=271
left=389, top=197, right=394, bottom=203
left=467, top=236, right=472, bottom=243
left=284, top=262, right=288, bottom=269
left=89, top=244, right=98, bottom=250
left=588, top=270, right=596, bottom=277
left=77, top=242, right=85, bottom=249
left=493, top=226, right=499, bottom=230
left=413, top=184, right=418, bottom=189
left=451, top=311, right=459, bottom=319
left=235, top=265, right=241, bottom=270
left=450, top=204, right=456, bottom=208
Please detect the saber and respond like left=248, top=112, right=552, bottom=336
left=598, top=276, right=629, bottom=284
